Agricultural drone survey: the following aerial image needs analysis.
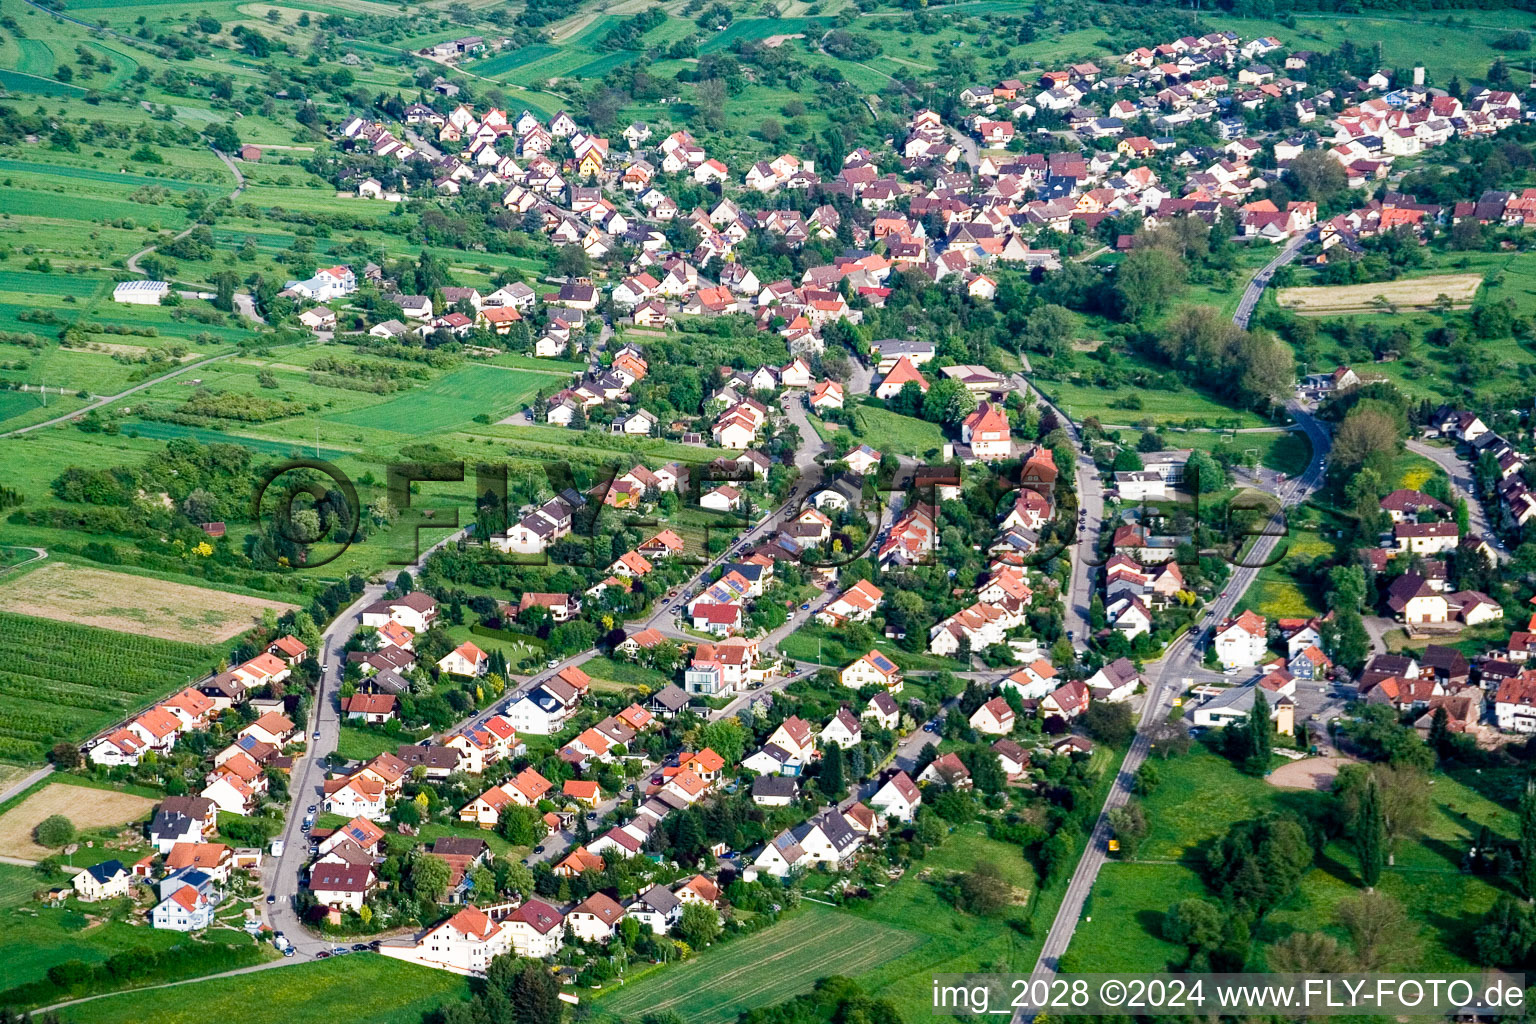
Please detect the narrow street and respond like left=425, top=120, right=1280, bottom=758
left=1405, top=438, right=1509, bottom=560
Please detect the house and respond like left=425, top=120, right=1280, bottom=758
left=158, top=796, right=218, bottom=839
left=151, top=882, right=216, bottom=931
left=563, top=779, right=601, bottom=809
left=809, top=379, right=844, bottom=412
left=1496, top=676, right=1536, bottom=732
left=73, top=859, right=131, bottom=902
left=875, top=356, right=929, bottom=400
left=818, top=580, right=884, bottom=626
left=820, top=708, right=863, bottom=749
left=149, top=810, right=203, bottom=854
left=1387, top=573, right=1449, bottom=625
left=1213, top=610, right=1268, bottom=669
left=310, top=863, right=374, bottom=912
left=1003, top=660, right=1058, bottom=700
left=438, top=641, right=487, bottom=678
left=992, top=739, right=1029, bottom=777
left=862, top=691, right=900, bottom=730
left=918, top=751, right=972, bottom=788
left=841, top=650, right=903, bottom=693
left=869, top=771, right=922, bottom=822
left=1087, top=657, right=1141, bottom=703
left=379, top=905, right=513, bottom=976
left=1395, top=521, right=1460, bottom=555
left=504, top=899, right=565, bottom=957
left=1042, top=680, right=1090, bottom=719
left=323, top=775, right=388, bottom=821
left=360, top=592, right=439, bottom=633
left=298, top=306, right=336, bottom=331
left=751, top=775, right=801, bottom=807
left=626, top=884, right=682, bottom=934
left=969, top=696, right=1016, bottom=735
left=342, top=693, right=397, bottom=723
left=568, top=892, right=625, bottom=942
left=958, top=402, right=1011, bottom=461
left=753, top=807, right=865, bottom=877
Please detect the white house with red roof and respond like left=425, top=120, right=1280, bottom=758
left=958, top=401, right=1012, bottom=461
left=438, top=641, right=488, bottom=677
left=870, top=771, right=922, bottom=822
left=1214, top=610, right=1268, bottom=669
left=1042, top=680, right=1090, bottom=719
left=505, top=899, right=565, bottom=956
left=379, top=905, right=514, bottom=976
left=817, top=580, right=884, bottom=626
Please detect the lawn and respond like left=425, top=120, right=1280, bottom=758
left=0, top=887, right=266, bottom=1001
left=1236, top=528, right=1337, bottom=620
left=62, top=953, right=471, bottom=1024
left=593, top=903, right=923, bottom=1024
left=1037, top=378, right=1273, bottom=430
left=847, top=401, right=948, bottom=459
left=776, top=623, right=963, bottom=673
left=334, top=724, right=406, bottom=762
left=325, top=365, right=548, bottom=434
left=581, top=655, right=674, bottom=692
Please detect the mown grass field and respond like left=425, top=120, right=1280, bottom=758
left=61, top=954, right=470, bottom=1024
left=0, top=562, right=296, bottom=643
left=325, top=365, right=550, bottom=434
left=595, top=904, right=922, bottom=1024
left=0, top=610, right=219, bottom=762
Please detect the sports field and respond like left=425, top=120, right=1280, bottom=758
left=1275, top=273, right=1483, bottom=315
left=325, top=365, right=552, bottom=433
left=0, top=563, right=296, bottom=643
left=594, top=905, right=923, bottom=1024
left=0, top=782, right=157, bottom=861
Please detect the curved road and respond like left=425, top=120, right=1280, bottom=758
left=1405, top=439, right=1509, bottom=561
left=126, top=147, right=247, bottom=276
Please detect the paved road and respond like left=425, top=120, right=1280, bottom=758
left=1405, top=439, right=1508, bottom=560
left=0, top=352, right=235, bottom=437
left=1018, top=240, right=1333, bottom=1005
left=0, top=764, right=53, bottom=805
left=1013, top=373, right=1102, bottom=645
left=262, top=529, right=470, bottom=955
left=1233, top=232, right=1310, bottom=329
left=1024, top=404, right=1331, bottom=993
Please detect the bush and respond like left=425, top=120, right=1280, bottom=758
left=34, top=814, right=76, bottom=848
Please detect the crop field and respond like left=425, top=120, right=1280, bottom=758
left=0, top=781, right=158, bottom=860
left=325, top=365, right=552, bottom=434
left=1275, top=274, right=1484, bottom=315
left=594, top=905, right=923, bottom=1024
left=0, top=562, right=297, bottom=642
left=0, top=610, right=219, bottom=762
